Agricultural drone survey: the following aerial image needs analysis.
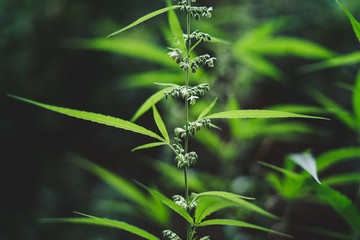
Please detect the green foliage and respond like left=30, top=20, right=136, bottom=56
left=336, top=0, right=360, bottom=43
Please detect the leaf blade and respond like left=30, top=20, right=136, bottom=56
left=336, top=0, right=360, bottom=43
left=152, top=105, right=170, bottom=143
left=132, top=142, right=167, bottom=152
left=107, top=5, right=181, bottom=38
left=198, top=98, right=217, bottom=120
left=9, top=95, right=165, bottom=142
left=288, top=152, right=321, bottom=184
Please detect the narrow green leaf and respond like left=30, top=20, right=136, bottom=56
left=9, top=95, right=165, bottom=142
left=132, top=142, right=167, bottom=152
left=268, top=104, right=328, bottom=115
left=199, top=219, right=292, bottom=238
left=316, top=147, right=360, bottom=172
left=310, top=184, right=360, bottom=234
left=254, top=37, right=335, bottom=59
left=259, top=161, right=303, bottom=181
left=65, top=38, right=177, bottom=69
left=300, top=51, right=360, bottom=72
left=299, top=225, right=354, bottom=240
left=322, top=173, right=360, bottom=186
left=289, top=152, right=321, bottom=184
left=42, top=213, right=159, bottom=240
left=197, top=98, right=217, bottom=120
left=117, top=71, right=183, bottom=89
left=205, top=110, right=328, bottom=120
left=167, top=0, right=186, bottom=53
left=68, top=154, right=148, bottom=206
left=310, top=88, right=355, bottom=129
left=194, top=191, right=277, bottom=224
left=140, top=184, right=194, bottom=225
left=131, top=87, right=173, bottom=122
left=152, top=105, right=170, bottom=142
left=353, top=68, right=360, bottom=125
left=336, top=0, right=360, bottom=43
left=107, top=5, right=181, bottom=38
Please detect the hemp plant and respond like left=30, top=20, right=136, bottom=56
left=9, top=0, right=327, bottom=239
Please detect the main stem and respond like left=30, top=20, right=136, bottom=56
left=184, top=1, right=191, bottom=239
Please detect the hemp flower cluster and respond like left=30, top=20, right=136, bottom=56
left=184, top=31, right=212, bottom=42
left=164, top=83, right=210, bottom=105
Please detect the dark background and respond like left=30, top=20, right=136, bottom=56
left=2, top=0, right=360, bottom=239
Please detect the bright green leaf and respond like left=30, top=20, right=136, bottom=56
left=288, top=152, right=321, bottom=184
left=131, top=87, right=173, bottom=122
left=9, top=95, right=165, bottom=142
left=42, top=212, right=159, bottom=240
left=107, top=5, right=181, bottom=38
left=152, top=105, right=170, bottom=142
left=316, top=147, right=360, bottom=172
left=322, top=173, right=360, bottom=186
left=259, top=161, right=303, bottom=181
left=199, top=219, right=292, bottom=238
left=167, top=0, right=187, bottom=53
left=353, top=68, right=360, bottom=126
left=198, top=98, right=217, bottom=120
left=132, top=142, right=167, bottom=152
left=268, top=104, right=328, bottom=115
left=336, top=0, right=360, bottom=43
left=118, top=71, right=183, bottom=89
left=205, top=110, right=328, bottom=120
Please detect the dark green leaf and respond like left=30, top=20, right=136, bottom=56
left=336, top=0, right=360, bottom=43
left=107, top=5, right=181, bottom=38
left=353, top=68, right=360, bottom=124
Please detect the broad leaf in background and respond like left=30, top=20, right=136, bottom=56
left=42, top=212, right=160, bottom=240
left=131, top=87, right=173, bottom=122
left=336, top=0, right=360, bottom=43
left=65, top=38, right=177, bottom=68
left=107, top=5, right=181, bottom=38
left=288, top=152, right=321, bottom=184
left=199, top=219, right=292, bottom=238
left=9, top=95, right=165, bottom=142
left=205, top=110, right=327, bottom=120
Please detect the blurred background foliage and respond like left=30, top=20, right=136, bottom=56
left=2, top=0, right=360, bottom=239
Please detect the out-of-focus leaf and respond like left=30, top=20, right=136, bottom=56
left=322, top=173, right=360, bottom=186
left=254, top=37, right=335, bottom=59
left=199, top=219, right=292, bottom=238
left=311, top=184, right=360, bottom=234
left=336, top=0, right=360, bottom=43
left=9, top=95, right=165, bottom=142
left=198, top=98, right=217, bottom=120
left=68, top=154, right=147, bottom=206
left=118, top=71, right=184, bottom=89
left=310, top=88, right=355, bottom=129
left=107, top=5, right=181, bottom=38
left=131, top=87, right=173, bottom=122
left=195, top=191, right=255, bottom=201
left=299, top=225, right=354, bottom=240
left=259, top=161, right=303, bottom=181
left=205, top=110, right=328, bottom=120
left=300, top=51, right=360, bottom=72
left=316, top=147, right=360, bottom=172
left=288, top=152, right=321, bottom=184
left=42, top=212, right=159, bottom=240
left=132, top=142, right=167, bottom=152
left=65, top=38, right=177, bottom=68
left=353, top=68, right=360, bottom=125
left=166, top=0, right=186, bottom=53
left=152, top=105, right=170, bottom=142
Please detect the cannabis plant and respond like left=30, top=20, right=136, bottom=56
left=9, top=0, right=326, bottom=239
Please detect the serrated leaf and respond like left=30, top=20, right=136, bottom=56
left=353, top=68, right=360, bottom=125
left=41, top=212, right=159, bottom=240
left=9, top=95, right=165, bottom=142
left=316, top=147, right=360, bottom=172
left=65, top=38, right=177, bottom=69
left=131, top=87, right=173, bottom=122
left=107, top=5, right=181, bottom=38
left=198, top=219, right=292, bottom=238
left=132, top=142, right=167, bottom=152
left=68, top=154, right=147, bottom=206
left=167, top=0, right=186, bottom=53
left=194, top=191, right=277, bottom=224
left=310, top=184, right=360, bottom=234
left=140, top=184, right=194, bottom=225
left=336, top=0, right=360, bottom=43
left=288, top=152, right=321, bottom=184
left=152, top=105, right=170, bottom=142
left=300, top=51, right=360, bottom=72
left=197, top=98, right=217, bottom=120
left=205, top=110, right=328, bottom=120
